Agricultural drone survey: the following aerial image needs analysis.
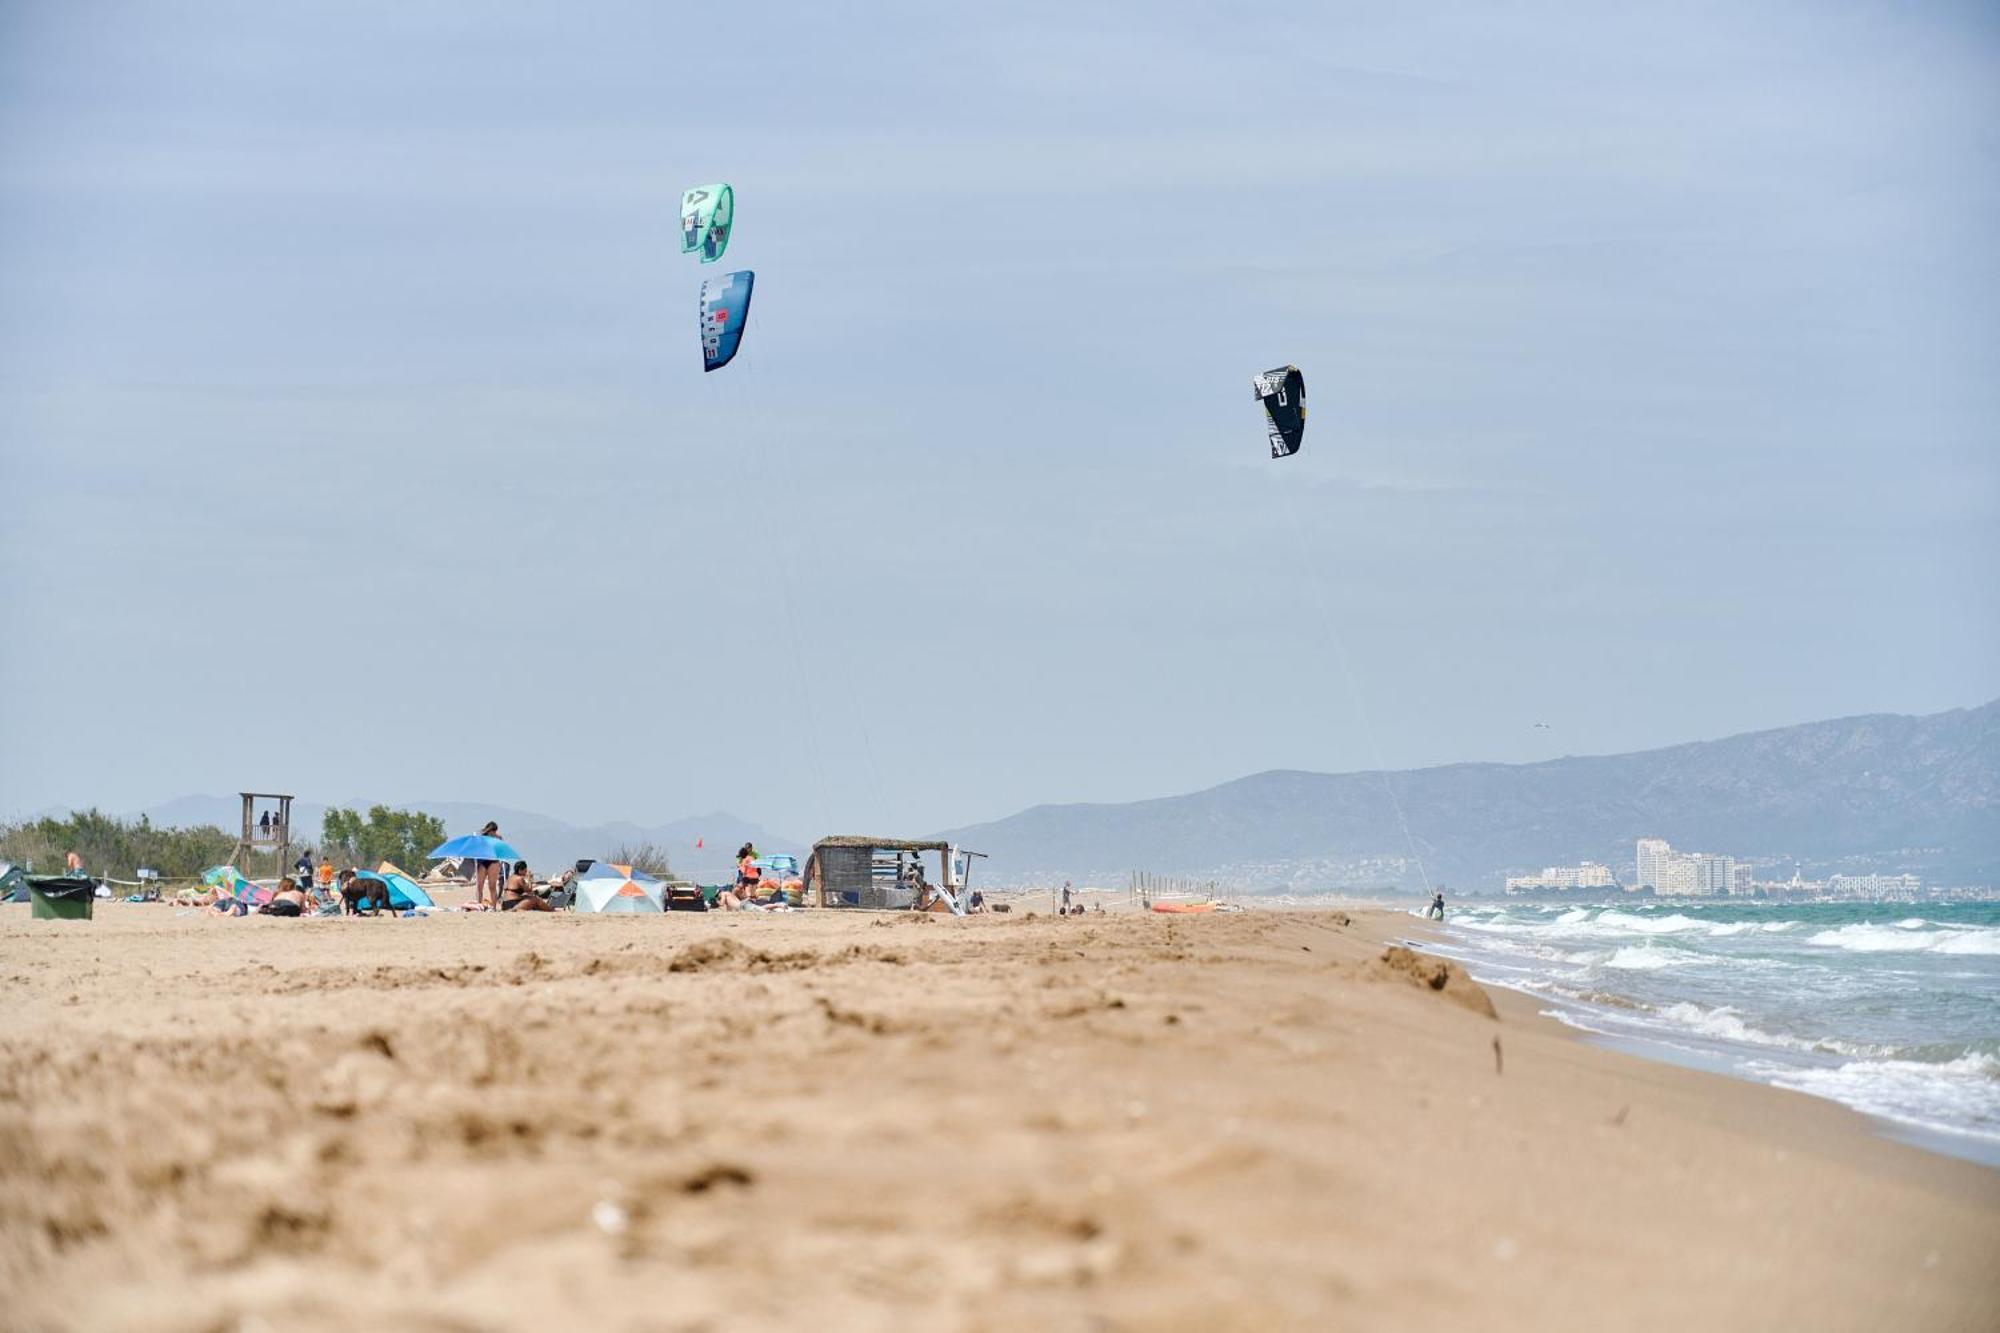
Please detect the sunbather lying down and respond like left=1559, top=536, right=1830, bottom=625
left=258, top=877, right=309, bottom=917
left=718, top=889, right=791, bottom=911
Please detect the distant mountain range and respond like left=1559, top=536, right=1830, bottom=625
left=937, top=700, right=2000, bottom=891
left=126, top=796, right=798, bottom=884
left=86, top=700, right=2000, bottom=892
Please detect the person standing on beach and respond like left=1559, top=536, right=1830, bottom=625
left=476, top=821, right=503, bottom=907
left=1061, top=881, right=1073, bottom=915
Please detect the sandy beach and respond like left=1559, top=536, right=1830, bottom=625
left=3, top=903, right=1996, bottom=1331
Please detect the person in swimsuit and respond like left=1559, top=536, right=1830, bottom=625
left=500, top=861, right=551, bottom=912
left=475, top=821, right=503, bottom=907
left=260, top=877, right=308, bottom=917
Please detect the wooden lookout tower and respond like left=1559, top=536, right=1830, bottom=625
left=230, top=792, right=294, bottom=876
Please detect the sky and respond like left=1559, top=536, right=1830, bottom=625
left=2, top=1, right=1995, bottom=842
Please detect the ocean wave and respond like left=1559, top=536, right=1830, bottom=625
left=1593, top=911, right=1707, bottom=935
left=1759, top=1053, right=2000, bottom=1140
left=1648, top=1002, right=1872, bottom=1056
left=1806, top=924, right=2000, bottom=956
left=1462, top=909, right=1811, bottom=944
left=1603, top=945, right=1692, bottom=970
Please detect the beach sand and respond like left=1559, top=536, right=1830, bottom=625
left=2, top=904, right=1995, bottom=1330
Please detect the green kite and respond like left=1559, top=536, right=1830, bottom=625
left=681, top=183, right=734, bottom=263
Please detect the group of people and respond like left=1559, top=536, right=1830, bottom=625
left=718, top=843, right=789, bottom=910
left=201, top=867, right=383, bottom=917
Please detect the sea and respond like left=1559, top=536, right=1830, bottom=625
left=1414, top=899, right=2000, bottom=1166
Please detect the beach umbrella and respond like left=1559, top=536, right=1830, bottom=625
left=429, top=834, right=524, bottom=863
left=573, top=861, right=665, bottom=914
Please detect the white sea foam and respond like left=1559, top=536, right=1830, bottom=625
left=1592, top=911, right=1706, bottom=935
left=1760, top=1053, right=2000, bottom=1140
left=1645, top=1002, right=1875, bottom=1056
left=1806, top=924, right=2000, bottom=956
left=1603, top=945, right=1691, bottom=970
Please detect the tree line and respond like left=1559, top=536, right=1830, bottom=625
left=1, top=805, right=447, bottom=881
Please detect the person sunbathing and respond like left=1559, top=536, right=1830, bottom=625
left=259, top=877, right=308, bottom=917
left=500, top=861, right=553, bottom=912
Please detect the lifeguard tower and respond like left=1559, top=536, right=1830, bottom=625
left=230, top=792, right=294, bottom=876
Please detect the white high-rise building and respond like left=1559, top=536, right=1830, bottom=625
left=1635, top=839, right=1670, bottom=891
left=1634, top=839, right=1735, bottom=896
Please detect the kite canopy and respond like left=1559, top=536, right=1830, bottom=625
left=1253, top=365, right=1306, bottom=458
left=681, top=183, right=734, bottom=263
left=700, top=270, right=754, bottom=372
left=573, top=861, right=665, bottom=914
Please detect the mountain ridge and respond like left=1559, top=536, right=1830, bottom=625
left=936, top=700, right=2000, bottom=890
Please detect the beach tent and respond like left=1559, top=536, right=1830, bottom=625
left=0, top=863, right=25, bottom=903
left=573, top=861, right=665, bottom=914
left=369, top=861, right=436, bottom=910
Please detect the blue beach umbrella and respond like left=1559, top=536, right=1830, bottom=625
left=429, top=834, right=524, bottom=863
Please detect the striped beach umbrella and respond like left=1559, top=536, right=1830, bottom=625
left=573, top=862, right=665, bottom=914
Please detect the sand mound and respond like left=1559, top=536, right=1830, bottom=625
left=1369, top=945, right=1498, bottom=1019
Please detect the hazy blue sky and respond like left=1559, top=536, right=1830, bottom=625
left=2, top=1, right=1995, bottom=841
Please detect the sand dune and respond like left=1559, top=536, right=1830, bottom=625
left=2, top=905, right=1995, bottom=1330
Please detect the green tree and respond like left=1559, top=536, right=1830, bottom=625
left=318, top=805, right=447, bottom=871
left=0, top=810, right=234, bottom=880
left=608, top=842, right=676, bottom=878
